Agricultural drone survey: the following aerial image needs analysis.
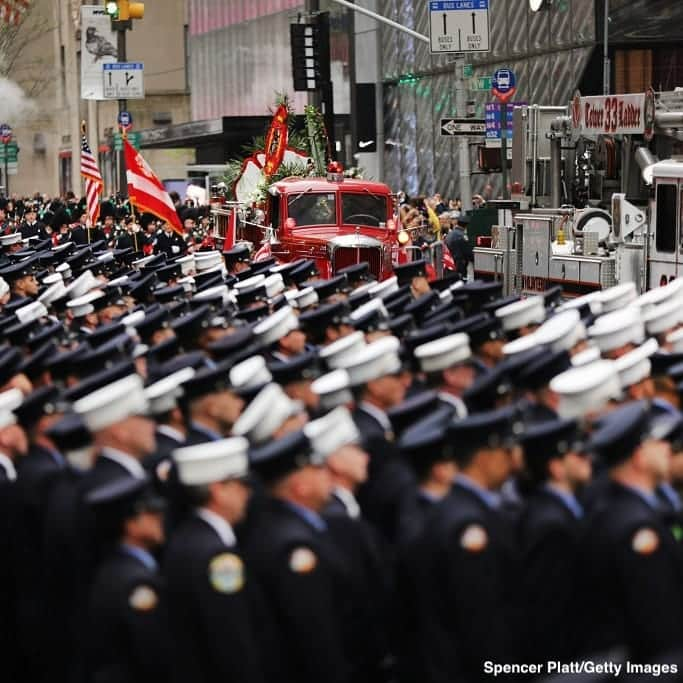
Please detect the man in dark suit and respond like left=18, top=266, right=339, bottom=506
left=445, top=214, right=474, bottom=280
left=165, top=436, right=269, bottom=683
left=19, top=204, right=47, bottom=240
left=517, top=417, right=591, bottom=662
left=86, top=477, right=171, bottom=683
left=398, top=406, right=524, bottom=682
left=340, top=336, right=414, bottom=544
left=74, top=373, right=156, bottom=493
left=247, top=429, right=391, bottom=683
left=154, top=222, right=187, bottom=258
left=576, top=401, right=683, bottom=661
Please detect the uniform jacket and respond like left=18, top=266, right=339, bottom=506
left=87, top=547, right=171, bottom=683
left=576, top=481, right=683, bottom=660
left=353, top=406, right=416, bottom=544
left=245, top=497, right=388, bottom=683
left=164, top=514, right=267, bottom=683
left=517, top=488, right=584, bottom=661
left=397, top=481, right=522, bottom=683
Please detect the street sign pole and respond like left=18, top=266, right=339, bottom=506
left=454, top=57, right=472, bottom=211
left=492, top=69, right=517, bottom=201
left=500, top=102, right=508, bottom=199
left=117, top=30, right=128, bottom=198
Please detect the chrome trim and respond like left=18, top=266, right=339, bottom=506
left=327, top=234, right=384, bottom=252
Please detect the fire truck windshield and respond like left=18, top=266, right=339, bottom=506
left=287, top=193, right=337, bottom=226
left=341, top=193, right=386, bottom=227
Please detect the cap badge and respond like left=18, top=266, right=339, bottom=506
left=209, top=553, right=245, bottom=594
left=631, top=527, right=659, bottom=555
left=128, top=585, right=158, bottom=611
left=289, top=547, right=317, bottom=573
left=460, top=524, right=488, bottom=552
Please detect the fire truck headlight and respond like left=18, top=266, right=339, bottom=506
left=398, top=230, right=410, bottom=245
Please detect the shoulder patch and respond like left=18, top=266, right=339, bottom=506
left=209, top=553, right=244, bottom=594
left=632, top=527, right=659, bottom=555
left=129, top=584, right=158, bottom=612
left=460, top=524, right=488, bottom=552
left=289, top=547, right=317, bottom=573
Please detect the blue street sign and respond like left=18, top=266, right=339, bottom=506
left=485, top=102, right=526, bottom=146
left=118, top=111, right=132, bottom=127
left=492, top=69, right=515, bottom=95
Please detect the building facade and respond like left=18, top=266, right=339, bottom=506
left=8, top=0, right=191, bottom=198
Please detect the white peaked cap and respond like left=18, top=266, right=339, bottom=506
left=311, top=369, right=353, bottom=410
left=615, top=338, right=659, bottom=390
left=263, top=273, right=285, bottom=298
left=343, top=336, right=402, bottom=386
left=193, top=251, right=223, bottom=272
left=121, top=309, right=146, bottom=329
left=304, top=406, right=360, bottom=463
left=73, top=374, right=148, bottom=432
left=177, top=254, right=195, bottom=275
left=643, top=299, right=683, bottom=336
left=349, top=298, right=389, bottom=324
left=234, top=274, right=265, bottom=292
left=66, top=270, right=100, bottom=299
left=42, top=273, right=63, bottom=286
left=253, top=305, right=299, bottom=346
left=534, top=309, right=587, bottom=353
left=232, top=383, right=303, bottom=444
left=494, top=295, right=546, bottom=331
left=319, top=331, right=367, bottom=369
left=285, top=286, right=319, bottom=309
left=39, top=281, right=68, bottom=305
left=588, top=307, right=644, bottom=352
left=194, top=285, right=231, bottom=306
left=415, top=333, right=471, bottom=372
left=144, top=367, right=197, bottom=415
left=132, top=254, right=158, bottom=268
left=571, top=346, right=602, bottom=367
left=369, top=276, right=399, bottom=299
left=173, top=437, right=249, bottom=486
left=550, top=360, right=621, bottom=419
left=15, top=301, right=47, bottom=325
left=229, top=355, right=272, bottom=390
left=503, top=334, right=539, bottom=357
left=633, top=283, right=678, bottom=314
left=598, top=282, right=637, bottom=313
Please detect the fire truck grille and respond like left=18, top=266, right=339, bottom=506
left=332, top=246, right=383, bottom=278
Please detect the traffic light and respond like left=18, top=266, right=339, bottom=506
left=290, top=13, right=330, bottom=92
left=104, top=1, right=144, bottom=22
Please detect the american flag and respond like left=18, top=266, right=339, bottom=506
left=81, top=134, right=103, bottom=226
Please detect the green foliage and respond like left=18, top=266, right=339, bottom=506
left=222, top=95, right=331, bottom=202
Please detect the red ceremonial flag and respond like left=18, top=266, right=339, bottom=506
left=124, top=138, right=183, bottom=236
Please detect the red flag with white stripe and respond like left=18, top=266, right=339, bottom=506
left=124, top=139, right=183, bottom=236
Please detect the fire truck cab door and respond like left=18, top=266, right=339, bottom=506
left=648, top=181, right=680, bottom=289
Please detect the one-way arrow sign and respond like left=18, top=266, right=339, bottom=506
left=441, top=118, right=486, bottom=136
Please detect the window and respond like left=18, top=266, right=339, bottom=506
left=656, top=184, right=677, bottom=253
left=269, top=194, right=280, bottom=231
left=341, top=193, right=386, bottom=227
left=288, top=192, right=337, bottom=227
